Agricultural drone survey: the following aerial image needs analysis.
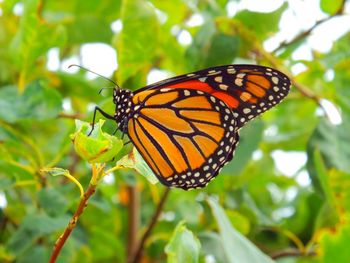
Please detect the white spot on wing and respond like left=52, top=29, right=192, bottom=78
left=219, top=84, right=228, bottom=90
left=243, top=108, right=251, bottom=114
left=235, top=78, right=243, bottom=86
left=273, top=86, right=280, bottom=92
left=272, top=76, right=279, bottom=84
left=215, top=76, right=223, bottom=83
left=227, top=68, right=236, bottom=74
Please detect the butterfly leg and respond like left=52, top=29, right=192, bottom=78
left=119, top=117, right=129, bottom=140
left=89, top=106, right=115, bottom=136
left=112, top=126, right=120, bottom=135
left=123, top=140, right=131, bottom=146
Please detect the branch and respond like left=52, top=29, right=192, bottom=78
left=126, top=185, right=140, bottom=262
left=272, top=0, right=346, bottom=53
left=270, top=248, right=316, bottom=259
left=291, top=81, right=332, bottom=121
left=252, top=49, right=333, bottom=120
left=49, top=164, right=105, bottom=263
left=129, top=188, right=171, bottom=263
left=268, top=0, right=346, bottom=118
left=49, top=183, right=96, bottom=263
left=37, top=0, right=45, bottom=23
left=219, top=18, right=332, bottom=117
left=58, top=112, right=84, bottom=120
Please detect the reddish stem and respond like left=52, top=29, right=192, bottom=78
left=49, top=184, right=96, bottom=263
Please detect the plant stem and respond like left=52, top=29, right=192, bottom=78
left=270, top=248, right=316, bottom=259
left=129, top=188, right=171, bottom=263
left=49, top=164, right=105, bottom=263
left=58, top=112, right=84, bottom=120
left=49, top=183, right=96, bottom=263
left=126, top=185, right=140, bottom=263
left=272, top=0, right=346, bottom=54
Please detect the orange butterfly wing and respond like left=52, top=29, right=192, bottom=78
left=136, top=64, right=291, bottom=128
left=127, top=88, right=238, bottom=190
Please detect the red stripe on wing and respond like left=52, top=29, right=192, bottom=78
left=166, top=80, right=214, bottom=93
left=166, top=80, right=240, bottom=109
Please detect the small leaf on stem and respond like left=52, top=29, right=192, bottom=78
left=117, top=147, right=158, bottom=184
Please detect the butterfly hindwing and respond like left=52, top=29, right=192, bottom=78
left=127, top=88, right=238, bottom=190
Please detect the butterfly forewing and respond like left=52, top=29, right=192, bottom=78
left=136, top=64, right=291, bottom=128
left=127, top=88, right=238, bottom=190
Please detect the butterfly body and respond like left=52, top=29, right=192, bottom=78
left=107, top=64, right=291, bottom=190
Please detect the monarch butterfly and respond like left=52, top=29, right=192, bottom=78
left=93, top=64, right=291, bottom=190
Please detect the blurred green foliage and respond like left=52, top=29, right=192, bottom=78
left=1, top=0, right=350, bottom=262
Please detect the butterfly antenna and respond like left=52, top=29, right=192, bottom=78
left=98, top=87, right=115, bottom=95
left=68, top=64, right=120, bottom=89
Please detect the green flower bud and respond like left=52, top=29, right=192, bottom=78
left=70, top=120, right=123, bottom=163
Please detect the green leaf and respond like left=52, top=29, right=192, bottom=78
left=320, top=0, right=343, bottom=15
left=40, top=168, right=83, bottom=198
left=325, top=42, right=350, bottom=114
left=307, top=117, right=350, bottom=193
left=0, top=244, right=14, bottom=262
left=70, top=119, right=123, bottom=163
left=89, top=225, right=125, bottom=262
left=315, top=202, right=339, bottom=231
left=0, top=81, right=62, bottom=123
left=0, top=160, right=35, bottom=182
left=204, top=33, right=240, bottom=66
left=0, top=176, right=15, bottom=190
left=199, top=232, right=227, bottom=263
left=117, top=0, right=159, bottom=85
left=165, top=221, right=201, bottom=263
left=9, top=0, right=66, bottom=89
left=223, top=119, right=264, bottom=175
left=41, top=167, right=70, bottom=177
left=6, top=213, right=70, bottom=256
left=225, top=209, right=251, bottom=235
left=186, top=23, right=240, bottom=70
left=185, top=21, right=216, bottom=70
left=16, top=246, right=49, bottom=263
left=174, top=198, right=203, bottom=225
left=234, top=3, right=287, bottom=40
left=116, top=147, right=159, bottom=184
left=37, top=188, right=69, bottom=217
left=207, top=197, right=275, bottom=263
left=66, top=16, right=114, bottom=44
left=43, top=0, right=121, bottom=21
left=312, top=150, right=340, bottom=228
left=185, top=21, right=239, bottom=70
left=310, top=150, right=350, bottom=227
left=323, top=33, right=350, bottom=68
left=43, top=0, right=120, bottom=44
left=318, top=223, right=350, bottom=263
left=313, top=149, right=334, bottom=205
left=150, top=0, right=188, bottom=25
left=319, top=169, right=350, bottom=218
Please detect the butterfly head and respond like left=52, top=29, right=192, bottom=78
left=113, top=88, right=134, bottom=125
